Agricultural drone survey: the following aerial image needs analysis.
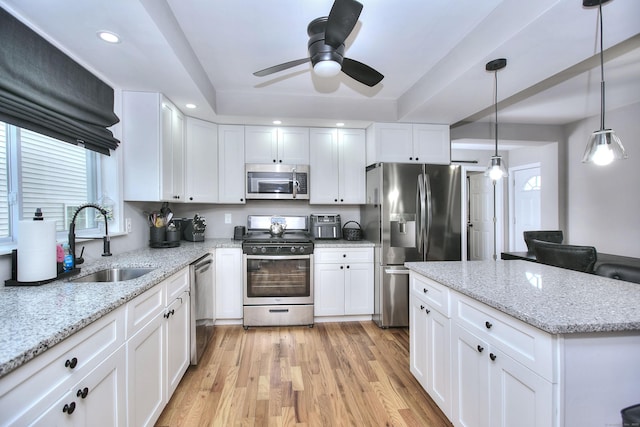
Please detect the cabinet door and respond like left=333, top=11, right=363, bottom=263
left=344, top=262, right=373, bottom=315
left=160, top=99, right=184, bottom=202
left=76, top=347, right=126, bottom=427
left=185, top=118, right=218, bottom=203
left=165, top=291, right=190, bottom=400
left=127, top=312, right=164, bottom=427
left=314, top=263, right=345, bottom=316
left=413, top=124, right=450, bottom=165
left=410, top=295, right=429, bottom=388
left=452, top=323, right=490, bottom=427
left=426, top=308, right=451, bottom=418
left=489, top=348, right=553, bottom=427
left=309, top=128, right=339, bottom=204
left=245, top=126, right=277, bottom=163
left=215, top=248, right=243, bottom=319
left=218, top=125, right=246, bottom=204
left=338, top=129, right=366, bottom=204
left=278, top=127, right=309, bottom=164
left=369, top=123, right=413, bottom=163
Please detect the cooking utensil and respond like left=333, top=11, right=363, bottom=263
left=269, top=221, right=286, bottom=236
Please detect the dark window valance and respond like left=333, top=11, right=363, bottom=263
left=0, top=7, right=120, bottom=155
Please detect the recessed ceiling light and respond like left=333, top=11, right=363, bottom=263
left=336, top=122, right=345, bottom=127
left=185, top=103, right=197, bottom=109
left=97, top=31, right=121, bottom=44
left=273, top=120, right=282, bottom=125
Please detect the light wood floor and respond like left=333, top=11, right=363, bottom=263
left=156, top=321, right=452, bottom=427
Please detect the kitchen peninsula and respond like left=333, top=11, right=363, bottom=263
left=405, top=260, right=640, bottom=427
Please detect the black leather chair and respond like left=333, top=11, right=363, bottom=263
left=523, top=230, right=564, bottom=253
left=532, top=239, right=597, bottom=273
left=595, top=263, right=640, bottom=284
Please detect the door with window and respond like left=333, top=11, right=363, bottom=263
left=511, top=167, right=541, bottom=252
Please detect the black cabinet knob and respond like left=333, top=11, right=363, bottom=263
left=340, top=266, right=344, bottom=270
left=415, top=157, right=419, bottom=161
left=63, top=402, right=76, bottom=414
left=423, top=288, right=428, bottom=293
left=477, top=345, right=484, bottom=353
left=76, top=387, right=89, bottom=399
left=409, top=157, right=413, bottom=160
left=189, top=197, right=193, bottom=201
left=346, top=265, right=350, bottom=269
left=425, top=309, right=431, bottom=314
left=485, top=321, right=493, bottom=329
left=65, top=357, right=78, bottom=369
left=420, top=305, right=425, bottom=310
left=489, top=353, right=497, bottom=361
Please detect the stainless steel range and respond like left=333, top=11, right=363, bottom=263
left=242, top=215, right=314, bottom=328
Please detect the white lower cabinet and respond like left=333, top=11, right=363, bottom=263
left=215, top=248, right=243, bottom=320
left=314, top=248, right=374, bottom=317
left=410, top=295, right=451, bottom=418
left=31, top=347, right=127, bottom=427
left=126, top=267, right=190, bottom=427
left=451, top=322, right=553, bottom=427
left=409, top=272, right=554, bottom=427
left=0, top=306, right=125, bottom=427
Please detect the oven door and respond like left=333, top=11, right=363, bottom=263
left=243, top=254, right=313, bottom=305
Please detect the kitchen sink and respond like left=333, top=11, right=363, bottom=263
left=71, top=267, right=155, bottom=283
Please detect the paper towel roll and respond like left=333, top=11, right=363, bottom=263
left=17, top=220, right=57, bottom=282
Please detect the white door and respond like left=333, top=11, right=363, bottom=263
left=468, top=173, right=494, bottom=260
left=512, top=167, right=541, bottom=252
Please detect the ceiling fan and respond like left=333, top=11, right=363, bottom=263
left=253, top=0, right=384, bottom=87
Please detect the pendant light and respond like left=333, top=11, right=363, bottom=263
left=581, top=0, right=627, bottom=166
left=484, top=58, right=508, bottom=181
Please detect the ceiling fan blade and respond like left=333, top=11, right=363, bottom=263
left=341, top=58, right=383, bottom=87
left=325, top=0, right=363, bottom=48
left=253, top=58, right=310, bottom=77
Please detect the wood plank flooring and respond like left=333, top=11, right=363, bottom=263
left=156, top=321, right=452, bottom=427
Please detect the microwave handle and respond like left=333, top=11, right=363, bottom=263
left=292, top=168, right=298, bottom=199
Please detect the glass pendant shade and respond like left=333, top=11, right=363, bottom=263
left=313, top=60, right=341, bottom=77
left=582, top=128, right=627, bottom=165
left=485, top=156, right=508, bottom=180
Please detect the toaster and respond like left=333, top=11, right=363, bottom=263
left=310, top=214, right=341, bottom=239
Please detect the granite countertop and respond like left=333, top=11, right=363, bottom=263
left=405, top=260, right=640, bottom=335
left=0, top=238, right=239, bottom=379
left=312, top=239, right=374, bottom=248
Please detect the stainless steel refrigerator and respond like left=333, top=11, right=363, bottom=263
left=361, top=162, right=462, bottom=327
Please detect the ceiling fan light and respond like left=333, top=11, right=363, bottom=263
left=582, top=129, right=627, bottom=165
left=313, top=60, right=342, bottom=78
left=485, top=156, right=508, bottom=181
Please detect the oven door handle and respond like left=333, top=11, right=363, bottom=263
left=245, top=254, right=311, bottom=260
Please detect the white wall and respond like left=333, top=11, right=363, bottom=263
left=564, top=102, right=640, bottom=257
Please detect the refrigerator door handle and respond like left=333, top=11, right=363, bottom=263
left=384, top=268, right=410, bottom=274
left=416, top=174, right=426, bottom=255
left=424, top=174, right=433, bottom=258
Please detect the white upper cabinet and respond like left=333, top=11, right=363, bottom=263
left=366, top=122, right=450, bottom=165
left=185, top=117, right=218, bottom=203
left=123, top=91, right=185, bottom=202
left=245, top=126, right=309, bottom=164
left=309, top=128, right=365, bottom=204
left=218, top=125, right=246, bottom=204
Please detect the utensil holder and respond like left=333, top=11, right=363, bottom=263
left=149, top=226, right=167, bottom=244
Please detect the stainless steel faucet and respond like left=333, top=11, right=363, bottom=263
left=68, top=203, right=112, bottom=266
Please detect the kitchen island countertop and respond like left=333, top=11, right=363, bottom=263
left=405, top=260, right=640, bottom=335
left=0, top=239, right=239, bottom=379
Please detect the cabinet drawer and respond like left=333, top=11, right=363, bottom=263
left=314, top=248, right=373, bottom=264
left=0, top=307, right=124, bottom=426
left=410, top=273, right=450, bottom=317
left=126, top=284, right=165, bottom=338
left=452, top=293, right=554, bottom=380
left=165, top=268, right=189, bottom=304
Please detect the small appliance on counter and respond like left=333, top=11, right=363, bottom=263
left=310, top=214, right=341, bottom=239
left=182, top=213, right=206, bottom=242
left=234, top=226, right=246, bottom=240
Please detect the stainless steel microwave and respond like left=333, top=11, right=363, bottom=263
left=245, top=164, right=309, bottom=200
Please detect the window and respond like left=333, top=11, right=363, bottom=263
left=0, top=121, right=101, bottom=244
left=523, top=175, right=541, bottom=191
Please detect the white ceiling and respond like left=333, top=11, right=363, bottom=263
left=1, top=0, right=639, bottom=132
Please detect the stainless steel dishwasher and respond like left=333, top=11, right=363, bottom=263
left=190, top=253, right=215, bottom=365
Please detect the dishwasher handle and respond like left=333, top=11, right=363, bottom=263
left=384, top=267, right=411, bottom=275
left=194, top=257, right=213, bottom=272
